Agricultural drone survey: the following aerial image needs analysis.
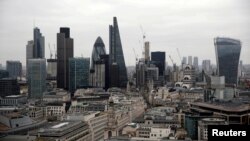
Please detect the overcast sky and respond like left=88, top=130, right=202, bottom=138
left=0, top=0, right=249, bottom=67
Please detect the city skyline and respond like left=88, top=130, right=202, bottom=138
left=0, top=0, right=250, bottom=66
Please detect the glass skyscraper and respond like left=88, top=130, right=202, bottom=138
left=28, top=59, right=46, bottom=99
left=69, top=57, right=90, bottom=93
left=214, top=37, right=241, bottom=85
left=151, top=52, right=165, bottom=76
left=57, top=27, right=74, bottom=90
left=109, top=17, right=128, bottom=87
left=33, top=27, right=45, bottom=58
left=91, top=36, right=106, bottom=70
left=6, top=61, right=22, bottom=79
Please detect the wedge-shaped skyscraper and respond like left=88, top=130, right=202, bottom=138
left=109, top=17, right=128, bottom=87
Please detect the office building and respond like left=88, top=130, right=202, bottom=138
left=28, top=59, right=46, bottom=99
left=26, top=40, right=34, bottom=75
left=57, top=27, right=74, bottom=90
left=144, top=41, right=150, bottom=62
left=198, top=118, right=227, bottom=141
left=109, top=17, right=128, bottom=87
left=202, top=60, right=211, bottom=74
left=47, top=58, right=57, bottom=80
left=0, top=70, right=9, bottom=79
left=193, top=56, right=198, bottom=71
left=30, top=121, right=91, bottom=141
left=151, top=51, right=165, bottom=76
left=69, top=57, right=90, bottom=92
left=6, top=61, right=22, bottom=79
left=188, top=56, right=192, bottom=66
left=182, top=57, right=187, bottom=65
left=0, top=78, right=20, bottom=97
left=33, top=27, right=45, bottom=58
left=89, top=37, right=109, bottom=89
left=214, top=37, right=241, bottom=85
left=90, top=36, right=106, bottom=70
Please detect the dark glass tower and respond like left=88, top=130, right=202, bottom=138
left=109, top=17, right=128, bottom=87
left=33, top=27, right=45, bottom=58
left=214, top=37, right=241, bottom=85
left=57, top=27, right=74, bottom=90
left=151, top=51, right=166, bottom=76
left=91, top=36, right=106, bottom=70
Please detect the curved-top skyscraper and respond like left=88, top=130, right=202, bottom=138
left=109, top=17, right=128, bottom=87
left=91, top=36, right=106, bottom=70
left=214, top=37, right=241, bottom=85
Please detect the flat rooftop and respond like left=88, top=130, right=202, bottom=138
left=192, top=100, right=250, bottom=112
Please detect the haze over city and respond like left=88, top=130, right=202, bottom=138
left=0, top=0, right=249, bottom=66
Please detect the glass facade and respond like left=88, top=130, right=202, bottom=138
left=69, top=58, right=90, bottom=93
left=33, top=27, right=45, bottom=58
left=28, top=59, right=46, bottom=99
left=151, top=52, right=165, bottom=76
left=109, top=17, right=128, bottom=87
left=6, top=61, right=22, bottom=79
left=91, top=36, right=106, bottom=70
left=214, top=37, right=241, bottom=85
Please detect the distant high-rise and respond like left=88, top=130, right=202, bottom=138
left=0, top=70, right=9, bottom=79
left=28, top=59, right=46, bottom=99
left=6, top=61, right=22, bottom=79
left=188, top=56, right=192, bottom=65
left=90, top=37, right=106, bottom=70
left=214, top=37, right=241, bottom=85
left=57, top=27, right=74, bottom=90
left=69, top=58, right=90, bottom=93
left=144, top=41, right=150, bottom=62
left=202, top=60, right=211, bottom=74
left=109, top=17, right=128, bottom=87
left=151, top=51, right=165, bottom=76
left=0, top=78, right=20, bottom=97
left=193, top=57, right=199, bottom=71
left=33, top=27, right=45, bottom=58
left=182, top=57, right=187, bottom=65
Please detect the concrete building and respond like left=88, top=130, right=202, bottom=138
left=43, top=89, right=71, bottom=103
left=31, top=121, right=91, bottom=141
left=144, top=41, right=150, bottom=62
left=198, top=118, right=227, bottom=141
left=57, top=27, right=74, bottom=90
left=47, top=58, right=57, bottom=80
left=0, top=95, right=27, bottom=106
left=27, top=59, right=46, bottom=99
left=6, top=61, right=22, bottom=79
left=65, top=111, right=108, bottom=141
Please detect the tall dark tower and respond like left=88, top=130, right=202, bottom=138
left=33, top=27, right=45, bottom=58
left=57, top=27, right=74, bottom=90
left=214, top=37, right=241, bottom=85
left=109, top=17, right=128, bottom=87
left=151, top=51, right=166, bottom=76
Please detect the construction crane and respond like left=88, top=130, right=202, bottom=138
left=133, top=48, right=138, bottom=62
left=48, top=43, right=53, bottom=59
left=176, top=48, right=182, bottom=64
left=54, top=44, right=57, bottom=59
left=169, top=55, right=175, bottom=65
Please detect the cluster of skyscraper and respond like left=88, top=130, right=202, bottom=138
left=23, top=17, right=128, bottom=98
